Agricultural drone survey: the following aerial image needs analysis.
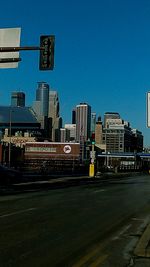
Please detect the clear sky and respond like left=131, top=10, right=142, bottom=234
left=0, top=0, right=150, bottom=146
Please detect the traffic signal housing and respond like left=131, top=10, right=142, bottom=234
left=91, top=132, right=95, bottom=145
left=39, top=35, right=55, bottom=70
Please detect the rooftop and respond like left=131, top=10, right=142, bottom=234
left=0, top=106, right=39, bottom=124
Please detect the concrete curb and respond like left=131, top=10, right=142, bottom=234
left=134, top=223, right=150, bottom=258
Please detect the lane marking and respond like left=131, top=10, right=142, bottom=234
left=112, top=224, right=132, bottom=240
left=134, top=223, right=150, bottom=257
left=90, top=254, right=108, bottom=267
left=132, top=218, right=144, bottom=221
left=91, top=189, right=107, bottom=194
left=72, top=245, right=103, bottom=267
left=0, top=208, right=37, bottom=218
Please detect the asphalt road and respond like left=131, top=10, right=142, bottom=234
left=0, top=174, right=150, bottom=267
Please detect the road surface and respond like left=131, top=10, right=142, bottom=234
left=0, top=174, right=150, bottom=266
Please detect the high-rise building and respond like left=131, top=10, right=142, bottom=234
left=48, top=91, right=61, bottom=141
left=32, top=82, right=49, bottom=133
left=103, top=124, right=132, bottom=153
left=33, top=86, right=62, bottom=141
left=104, top=112, right=120, bottom=128
left=131, top=129, right=143, bottom=152
left=76, top=103, right=91, bottom=142
left=102, top=112, right=143, bottom=153
left=65, top=124, right=76, bottom=141
left=91, top=112, right=96, bottom=134
left=60, top=128, right=70, bottom=142
left=11, top=92, right=25, bottom=107
left=35, top=82, right=49, bottom=116
left=72, top=109, right=76, bottom=124
left=95, top=116, right=103, bottom=144
left=48, top=91, right=59, bottom=118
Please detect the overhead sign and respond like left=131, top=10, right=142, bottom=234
left=147, top=92, right=150, bottom=127
left=0, top=27, right=21, bottom=68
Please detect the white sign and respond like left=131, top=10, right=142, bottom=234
left=26, top=147, right=56, bottom=153
left=0, top=27, right=21, bottom=68
left=90, top=151, right=96, bottom=159
left=147, top=92, right=150, bottom=127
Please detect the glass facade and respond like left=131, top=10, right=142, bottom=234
left=11, top=92, right=25, bottom=107
left=76, top=103, right=91, bottom=142
left=36, top=82, right=49, bottom=116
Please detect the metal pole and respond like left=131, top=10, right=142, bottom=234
left=0, top=46, right=44, bottom=65
left=8, top=109, right=12, bottom=168
left=0, top=58, right=21, bottom=63
left=0, top=46, right=44, bottom=52
left=89, top=143, right=95, bottom=177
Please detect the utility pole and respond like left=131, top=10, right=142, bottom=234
left=89, top=132, right=95, bottom=177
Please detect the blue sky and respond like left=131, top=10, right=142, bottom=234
left=0, top=0, right=150, bottom=146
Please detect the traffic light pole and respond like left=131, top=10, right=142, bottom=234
left=0, top=46, right=44, bottom=63
left=0, top=35, right=55, bottom=70
left=0, top=46, right=44, bottom=52
left=89, top=143, right=95, bottom=177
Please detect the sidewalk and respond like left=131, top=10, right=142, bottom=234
left=133, top=223, right=150, bottom=266
left=0, top=175, right=98, bottom=195
left=0, top=171, right=144, bottom=195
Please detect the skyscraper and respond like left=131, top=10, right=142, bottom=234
left=35, top=82, right=49, bottom=116
left=32, top=82, right=49, bottom=132
left=72, top=109, right=76, bottom=124
left=48, top=91, right=59, bottom=119
left=11, top=92, right=25, bottom=107
left=91, top=112, right=96, bottom=134
left=48, top=91, right=61, bottom=141
left=65, top=124, right=76, bottom=141
left=76, top=103, right=91, bottom=142
left=95, top=116, right=103, bottom=145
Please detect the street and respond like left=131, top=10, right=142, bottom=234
left=0, top=174, right=150, bottom=266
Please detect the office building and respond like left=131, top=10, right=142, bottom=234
left=91, top=112, right=96, bottom=134
left=32, top=84, right=62, bottom=140
left=104, top=112, right=121, bottom=128
left=76, top=103, right=91, bottom=142
left=11, top=92, right=25, bottom=107
left=103, top=112, right=143, bottom=153
left=95, top=116, right=103, bottom=144
left=60, top=128, right=70, bottom=142
left=34, top=82, right=49, bottom=117
left=48, top=91, right=62, bottom=141
left=103, top=124, right=132, bottom=153
left=65, top=124, right=76, bottom=141
left=32, top=82, right=50, bottom=135
left=72, top=109, right=76, bottom=124
left=131, top=129, right=143, bottom=152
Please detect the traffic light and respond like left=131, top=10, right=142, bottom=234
left=39, top=35, right=55, bottom=70
left=91, top=132, right=95, bottom=145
